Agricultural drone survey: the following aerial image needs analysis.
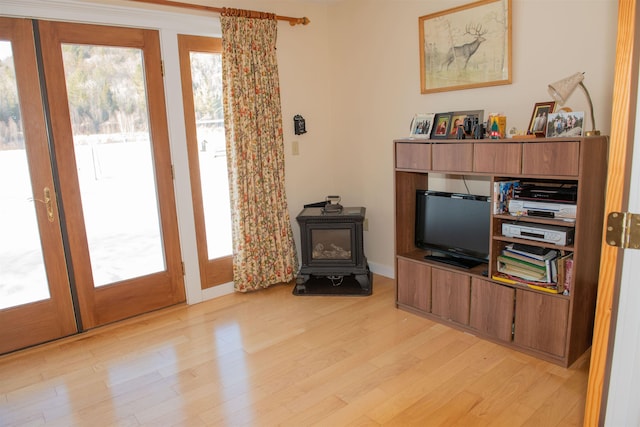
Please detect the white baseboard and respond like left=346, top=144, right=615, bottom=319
left=368, top=261, right=394, bottom=279
left=200, top=282, right=235, bottom=301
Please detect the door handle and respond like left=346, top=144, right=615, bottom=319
left=44, top=187, right=54, bottom=223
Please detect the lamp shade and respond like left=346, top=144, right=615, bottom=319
left=548, top=72, right=585, bottom=105
left=546, top=71, right=600, bottom=136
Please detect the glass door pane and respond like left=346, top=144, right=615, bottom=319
left=0, top=41, right=50, bottom=308
left=61, top=44, right=165, bottom=287
left=190, top=51, right=232, bottom=260
left=178, top=35, right=233, bottom=290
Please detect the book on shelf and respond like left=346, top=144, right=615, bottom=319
left=493, top=180, right=520, bottom=214
left=497, top=258, right=547, bottom=282
left=556, top=253, right=574, bottom=294
left=501, top=248, right=548, bottom=267
left=548, top=256, right=558, bottom=284
left=498, top=254, right=546, bottom=274
left=492, top=272, right=562, bottom=294
left=499, top=246, right=560, bottom=284
left=507, top=243, right=558, bottom=261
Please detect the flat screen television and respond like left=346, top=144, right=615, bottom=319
left=415, top=190, right=491, bottom=269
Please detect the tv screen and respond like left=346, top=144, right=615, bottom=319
left=415, top=190, right=491, bottom=268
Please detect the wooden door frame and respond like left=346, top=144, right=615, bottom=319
left=584, top=0, right=638, bottom=424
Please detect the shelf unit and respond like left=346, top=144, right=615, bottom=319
left=394, top=136, right=608, bottom=367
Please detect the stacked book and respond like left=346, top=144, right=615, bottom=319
left=493, top=243, right=573, bottom=294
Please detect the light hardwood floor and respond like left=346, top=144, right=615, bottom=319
left=0, top=275, right=589, bottom=426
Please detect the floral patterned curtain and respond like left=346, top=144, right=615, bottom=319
left=220, top=9, right=299, bottom=292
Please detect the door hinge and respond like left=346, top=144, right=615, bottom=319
left=161, top=60, right=165, bottom=77
left=181, top=261, right=185, bottom=276
left=606, top=212, right=640, bottom=249
left=171, top=164, right=175, bottom=180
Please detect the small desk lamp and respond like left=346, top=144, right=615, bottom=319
left=548, top=72, right=600, bottom=136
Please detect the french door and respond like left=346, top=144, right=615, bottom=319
left=0, top=18, right=77, bottom=354
left=0, top=18, right=184, bottom=353
left=178, top=35, right=233, bottom=289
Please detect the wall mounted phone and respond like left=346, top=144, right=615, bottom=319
left=294, top=114, right=307, bottom=135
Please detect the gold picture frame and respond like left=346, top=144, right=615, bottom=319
left=527, top=101, right=556, bottom=136
left=419, top=0, right=512, bottom=94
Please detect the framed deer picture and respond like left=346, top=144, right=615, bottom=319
left=419, top=0, right=512, bottom=94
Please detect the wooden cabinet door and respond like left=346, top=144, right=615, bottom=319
left=470, top=278, right=515, bottom=342
left=514, top=289, right=569, bottom=357
left=431, top=268, right=470, bottom=325
left=396, top=143, right=431, bottom=170
left=473, top=143, right=522, bottom=174
left=432, top=143, right=473, bottom=172
left=522, top=141, right=580, bottom=176
left=396, top=258, right=431, bottom=312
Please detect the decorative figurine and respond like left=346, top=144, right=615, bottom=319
left=489, top=118, right=501, bottom=139
left=473, top=122, right=485, bottom=139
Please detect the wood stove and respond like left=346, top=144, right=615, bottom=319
left=295, top=206, right=371, bottom=294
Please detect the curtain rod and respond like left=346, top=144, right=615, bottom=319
left=127, top=0, right=310, bottom=26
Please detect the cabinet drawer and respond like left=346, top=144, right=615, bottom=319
left=474, top=143, right=522, bottom=174
left=396, top=143, right=431, bottom=170
left=522, top=142, right=579, bottom=176
left=396, top=258, right=431, bottom=312
left=432, top=143, right=473, bottom=172
left=470, top=278, right=515, bottom=342
left=514, top=289, right=569, bottom=357
left=431, top=268, right=470, bottom=325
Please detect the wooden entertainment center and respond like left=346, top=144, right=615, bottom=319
left=394, top=136, right=608, bottom=367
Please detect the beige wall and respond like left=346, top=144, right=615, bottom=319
left=106, top=0, right=619, bottom=278
left=5, top=0, right=619, bottom=279
left=275, top=0, right=618, bottom=276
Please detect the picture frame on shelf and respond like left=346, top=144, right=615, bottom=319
left=409, top=113, right=436, bottom=139
left=432, top=113, right=452, bottom=139
left=449, top=113, right=467, bottom=138
left=419, top=0, right=512, bottom=94
left=448, top=109, right=484, bottom=139
left=546, top=111, right=585, bottom=137
left=527, top=101, right=556, bottom=136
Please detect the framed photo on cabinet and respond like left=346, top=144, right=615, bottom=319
left=528, top=101, right=555, bottom=136
left=432, top=112, right=452, bottom=139
left=546, top=111, right=584, bottom=138
left=448, top=109, right=484, bottom=139
left=409, top=113, right=436, bottom=139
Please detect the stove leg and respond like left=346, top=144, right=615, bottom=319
left=354, top=272, right=371, bottom=294
left=295, top=274, right=309, bottom=293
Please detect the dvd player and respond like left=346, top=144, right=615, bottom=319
left=502, top=222, right=574, bottom=245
